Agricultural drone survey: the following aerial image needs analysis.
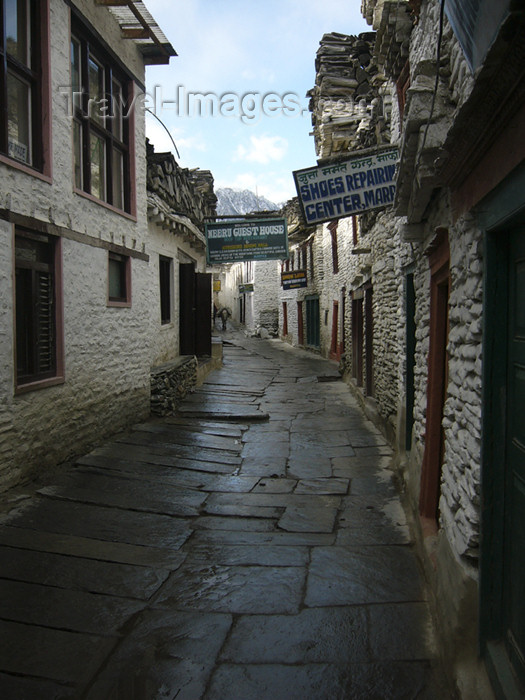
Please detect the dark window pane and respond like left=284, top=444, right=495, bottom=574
left=6, top=0, right=30, bottom=66
left=73, top=120, right=82, bottom=189
left=15, top=233, right=57, bottom=384
left=108, top=253, right=128, bottom=302
left=90, top=132, right=106, bottom=199
left=7, top=71, right=31, bottom=164
left=159, top=256, right=171, bottom=324
left=112, top=147, right=124, bottom=210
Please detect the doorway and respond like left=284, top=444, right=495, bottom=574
left=179, top=263, right=212, bottom=356
left=306, top=296, right=320, bottom=348
left=482, top=221, right=525, bottom=696
left=420, top=231, right=450, bottom=524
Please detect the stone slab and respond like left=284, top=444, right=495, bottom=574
left=240, top=459, right=288, bottom=477
left=0, top=579, right=144, bottom=634
left=295, top=478, right=350, bottom=495
left=202, top=502, right=283, bottom=518
left=252, top=477, right=297, bottom=493
left=86, top=445, right=237, bottom=474
left=305, top=546, right=425, bottom=607
left=154, top=563, right=304, bottom=614
left=3, top=499, right=191, bottom=549
left=205, top=492, right=341, bottom=510
left=287, top=457, right=333, bottom=478
left=343, top=661, right=437, bottom=699
left=188, top=529, right=335, bottom=547
left=38, top=470, right=207, bottom=517
left=336, top=494, right=411, bottom=545
left=76, top=459, right=258, bottom=492
left=220, top=607, right=369, bottom=664
left=0, top=546, right=170, bottom=599
left=191, top=516, right=277, bottom=532
left=0, top=619, right=116, bottom=685
left=84, top=610, right=232, bottom=700
left=278, top=505, right=338, bottom=533
left=112, top=435, right=243, bottom=466
left=0, top=526, right=185, bottom=568
left=0, top=673, right=75, bottom=699
left=368, top=602, right=437, bottom=661
left=184, top=544, right=309, bottom=567
left=162, top=416, right=246, bottom=437
left=131, top=422, right=243, bottom=451
left=205, top=663, right=347, bottom=700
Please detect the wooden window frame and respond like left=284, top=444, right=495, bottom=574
left=159, top=254, right=172, bottom=325
left=396, top=60, right=410, bottom=121
left=71, top=15, right=134, bottom=215
left=0, top=0, right=51, bottom=180
left=329, top=221, right=339, bottom=274
left=14, top=227, right=64, bottom=393
left=107, top=251, right=131, bottom=307
left=420, top=230, right=450, bottom=524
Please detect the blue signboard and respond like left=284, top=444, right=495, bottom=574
left=293, top=148, right=398, bottom=226
left=444, top=0, right=510, bottom=72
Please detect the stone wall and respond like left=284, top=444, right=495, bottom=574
left=151, top=357, right=198, bottom=416
left=253, top=261, right=281, bottom=336
left=0, top=0, right=162, bottom=490
left=146, top=145, right=214, bottom=368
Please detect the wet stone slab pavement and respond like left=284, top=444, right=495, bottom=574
left=0, top=332, right=453, bottom=699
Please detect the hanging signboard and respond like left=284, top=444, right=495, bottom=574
left=444, top=0, right=509, bottom=72
left=239, top=283, right=254, bottom=294
left=282, top=270, right=307, bottom=290
left=206, top=218, right=288, bottom=264
left=293, top=147, right=398, bottom=226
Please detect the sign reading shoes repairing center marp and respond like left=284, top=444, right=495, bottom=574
left=293, top=147, right=398, bottom=226
left=206, top=218, right=288, bottom=264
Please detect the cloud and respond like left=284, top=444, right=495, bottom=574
left=145, top=115, right=207, bottom=164
left=235, top=135, right=288, bottom=165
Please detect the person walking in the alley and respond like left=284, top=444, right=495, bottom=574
left=219, top=307, right=230, bottom=331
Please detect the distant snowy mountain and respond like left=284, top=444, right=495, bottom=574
left=216, top=187, right=282, bottom=216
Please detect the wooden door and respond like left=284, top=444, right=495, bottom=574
left=406, top=273, right=416, bottom=451
left=179, top=265, right=211, bottom=357
left=179, top=263, right=195, bottom=356
left=503, top=228, right=525, bottom=686
left=420, top=232, right=449, bottom=523
left=352, top=295, right=363, bottom=386
left=195, top=272, right=211, bottom=357
left=330, top=301, right=339, bottom=359
left=297, top=301, right=304, bottom=345
left=306, top=296, right=320, bottom=347
left=365, top=286, right=374, bottom=396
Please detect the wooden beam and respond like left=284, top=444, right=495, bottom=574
left=121, top=28, right=150, bottom=39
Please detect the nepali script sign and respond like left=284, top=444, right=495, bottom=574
left=206, top=218, right=288, bottom=264
left=293, top=148, right=398, bottom=226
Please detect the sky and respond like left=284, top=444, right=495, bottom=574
left=144, top=0, right=370, bottom=205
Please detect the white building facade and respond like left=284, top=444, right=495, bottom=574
left=0, top=0, right=175, bottom=490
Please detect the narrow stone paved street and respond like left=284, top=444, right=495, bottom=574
left=0, top=333, right=453, bottom=699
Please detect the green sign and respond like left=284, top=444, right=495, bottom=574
left=239, top=283, right=254, bottom=294
left=206, top=218, right=288, bottom=264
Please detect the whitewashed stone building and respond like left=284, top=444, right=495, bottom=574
left=0, top=0, right=176, bottom=490
left=147, top=143, right=217, bottom=414
left=284, top=1, right=525, bottom=696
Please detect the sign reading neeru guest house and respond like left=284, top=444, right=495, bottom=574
left=293, top=148, right=398, bottom=226
left=205, top=218, right=288, bottom=264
